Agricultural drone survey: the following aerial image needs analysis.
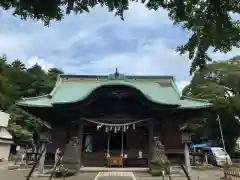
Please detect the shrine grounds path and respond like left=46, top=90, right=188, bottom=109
left=0, top=169, right=223, bottom=180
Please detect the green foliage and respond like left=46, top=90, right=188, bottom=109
left=149, top=150, right=171, bottom=176
left=149, top=169, right=164, bottom=176
left=149, top=160, right=171, bottom=176
left=1, top=0, right=240, bottom=73
left=0, top=56, right=63, bottom=145
left=183, top=56, right=240, bottom=153
left=56, top=165, right=76, bottom=177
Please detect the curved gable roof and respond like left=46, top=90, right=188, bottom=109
left=17, top=73, right=212, bottom=109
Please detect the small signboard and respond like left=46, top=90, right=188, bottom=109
left=182, top=133, right=192, bottom=143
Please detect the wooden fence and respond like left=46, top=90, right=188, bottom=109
left=223, top=164, right=240, bottom=179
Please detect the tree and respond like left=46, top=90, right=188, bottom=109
left=47, top=68, right=63, bottom=81
left=45, top=68, right=64, bottom=92
left=0, top=56, right=63, bottom=145
left=7, top=105, right=43, bottom=144
left=8, top=60, right=28, bottom=98
left=26, top=64, right=49, bottom=97
left=183, top=56, right=240, bottom=153
left=1, top=0, right=240, bottom=74
left=0, top=57, right=16, bottom=110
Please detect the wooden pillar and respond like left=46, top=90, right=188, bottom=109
left=77, top=122, right=84, bottom=173
left=148, top=120, right=154, bottom=165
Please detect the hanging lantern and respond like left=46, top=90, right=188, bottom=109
left=105, top=126, right=108, bottom=132
left=109, top=126, right=112, bottom=131
left=126, top=125, right=129, bottom=130
left=117, top=126, right=121, bottom=131
left=114, top=126, right=117, bottom=133
left=133, top=124, right=136, bottom=130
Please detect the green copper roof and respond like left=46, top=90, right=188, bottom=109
left=179, top=97, right=212, bottom=109
left=18, top=95, right=52, bottom=107
left=17, top=73, right=212, bottom=109
left=51, top=80, right=181, bottom=105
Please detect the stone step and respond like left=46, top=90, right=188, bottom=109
left=99, top=172, right=133, bottom=177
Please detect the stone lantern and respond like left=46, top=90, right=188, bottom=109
left=38, top=131, right=51, bottom=174
left=180, top=123, right=192, bottom=175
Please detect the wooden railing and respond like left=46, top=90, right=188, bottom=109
left=223, top=164, right=240, bottom=179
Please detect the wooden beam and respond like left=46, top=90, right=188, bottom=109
left=148, top=120, right=154, bottom=166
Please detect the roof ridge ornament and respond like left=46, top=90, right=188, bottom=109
left=108, top=68, right=127, bottom=80
left=115, top=68, right=119, bottom=78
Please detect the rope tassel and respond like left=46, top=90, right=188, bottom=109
left=97, top=124, right=103, bottom=130
left=123, top=125, right=126, bottom=132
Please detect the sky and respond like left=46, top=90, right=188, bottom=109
left=0, top=4, right=240, bottom=92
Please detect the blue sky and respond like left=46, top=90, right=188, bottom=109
left=0, top=4, right=239, bottom=91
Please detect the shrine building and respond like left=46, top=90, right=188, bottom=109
left=17, top=72, right=212, bottom=167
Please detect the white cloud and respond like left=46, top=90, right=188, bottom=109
left=124, top=3, right=171, bottom=27
left=0, top=2, right=239, bottom=92
left=26, top=56, right=54, bottom=71
left=74, top=39, right=190, bottom=77
left=209, top=48, right=240, bottom=61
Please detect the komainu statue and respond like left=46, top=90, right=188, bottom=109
left=149, top=137, right=171, bottom=176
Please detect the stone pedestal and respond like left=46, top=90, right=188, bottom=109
left=184, top=143, right=191, bottom=175
left=15, top=148, right=27, bottom=168
left=38, top=143, right=47, bottom=174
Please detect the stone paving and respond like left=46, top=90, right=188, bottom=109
left=0, top=161, right=14, bottom=170
left=0, top=169, right=223, bottom=180
left=135, top=169, right=223, bottom=180
left=0, top=169, right=97, bottom=180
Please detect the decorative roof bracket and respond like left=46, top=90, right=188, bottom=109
left=108, top=68, right=127, bottom=80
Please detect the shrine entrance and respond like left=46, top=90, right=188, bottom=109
left=109, top=131, right=127, bottom=152
left=81, top=118, right=150, bottom=167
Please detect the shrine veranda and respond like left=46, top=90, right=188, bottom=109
left=17, top=72, right=212, bottom=167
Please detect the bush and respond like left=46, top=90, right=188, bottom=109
left=149, top=169, right=164, bottom=176
left=149, top=157, right=171, bottom=176
left=55, top=165, right=76, bottom=178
